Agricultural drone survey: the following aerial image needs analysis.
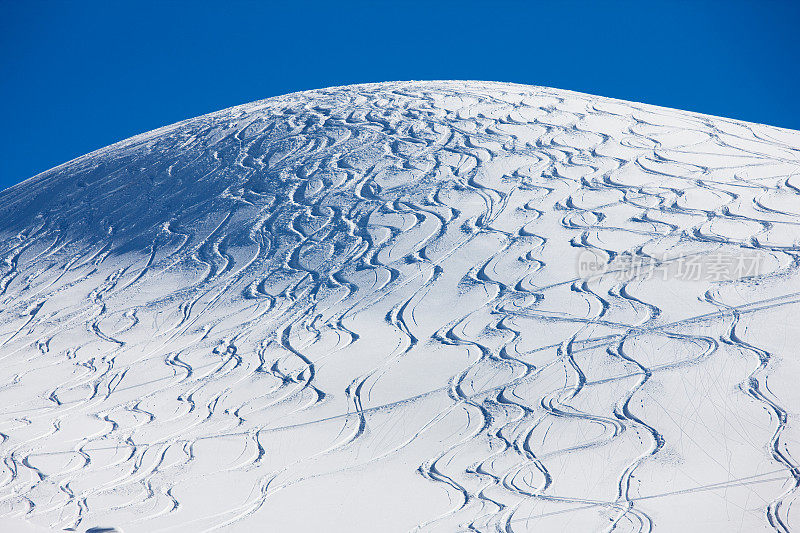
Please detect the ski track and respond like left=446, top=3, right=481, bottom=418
left=0, top=81, right=798, bottom=531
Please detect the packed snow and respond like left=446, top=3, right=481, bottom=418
left=1, top=81, right=799, bottom=532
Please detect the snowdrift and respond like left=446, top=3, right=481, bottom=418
left=1, top=81, right=800, bottom=532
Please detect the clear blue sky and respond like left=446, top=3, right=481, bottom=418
left=1, top=0, right=797, bottom=190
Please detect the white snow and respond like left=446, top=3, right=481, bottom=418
left=0, top=81, right=799, bottom=532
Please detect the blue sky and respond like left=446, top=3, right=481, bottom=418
left=1, top=0, right=797, bottom=190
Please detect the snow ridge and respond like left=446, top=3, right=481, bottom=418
left=0, top=81, right=799, bottom=531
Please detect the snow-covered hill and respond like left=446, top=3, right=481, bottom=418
left=1, top=81, right=800, bottom=532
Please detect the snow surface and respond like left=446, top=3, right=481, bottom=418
left=1, top=81, right=800, bottom=532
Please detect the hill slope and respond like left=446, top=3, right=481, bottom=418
left=1, top=81, right=800, bottom=532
